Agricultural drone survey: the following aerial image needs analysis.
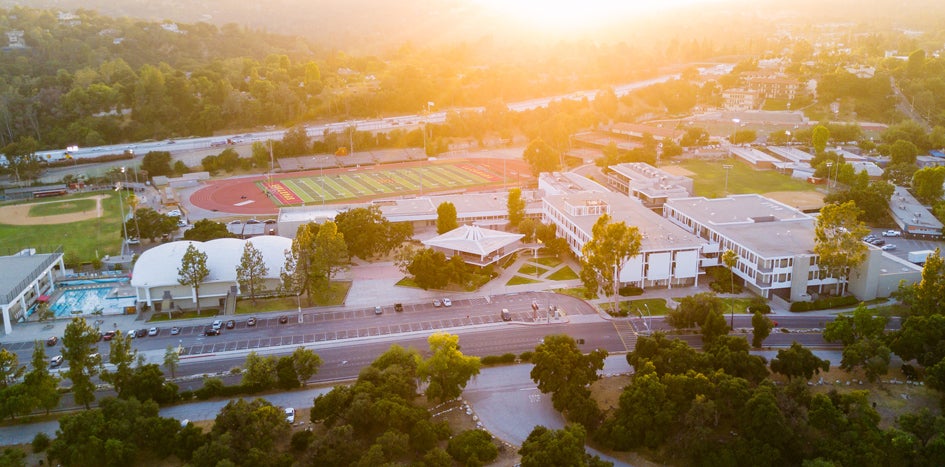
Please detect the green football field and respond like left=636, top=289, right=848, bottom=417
left=258, top=161, right=506, bottom=205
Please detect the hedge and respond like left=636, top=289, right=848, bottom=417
left=789, top=295, right=860, bottom=312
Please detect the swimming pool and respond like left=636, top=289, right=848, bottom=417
left=46, top=287, right=136, bottom=317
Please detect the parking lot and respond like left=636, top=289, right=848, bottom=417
left=863, top=227, right=945, bottom=263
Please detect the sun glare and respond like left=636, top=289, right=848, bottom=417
left=474, top=0, right=703, bottom=35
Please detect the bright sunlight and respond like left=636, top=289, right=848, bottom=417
left=474, top=0, right=708, bottom=35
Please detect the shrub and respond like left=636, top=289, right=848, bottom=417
left=447, top=429, right=498, bottom=466
left=790, top=295, right=860, bottom=312
left=519, top=351, right=533, bottom=362
left=481, top=353, right=517, bottom=366
left=618, top=285, right=644, bottom=296
left=32, top=432, right=50, bottom=453
left=291, top=430, right=315, bottom=452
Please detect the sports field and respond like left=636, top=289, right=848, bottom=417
left=258, top=160, right=507, bottom=206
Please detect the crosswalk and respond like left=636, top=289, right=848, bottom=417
left=612, top=319, right=638, bottom=352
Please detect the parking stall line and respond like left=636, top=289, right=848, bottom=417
left=357, top=328, right=368, bottom=337
left=225, top=342, right=237, bottom=351
left=370, top=327, right=379, bottom=336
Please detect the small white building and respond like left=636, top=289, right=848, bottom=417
left=130, top=237, right=292, bottom=310
left=423, top=225, right=524, bottom=267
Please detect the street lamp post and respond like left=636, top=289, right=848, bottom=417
left=825, top=161, right=833, bottom=194
left=731, top=118, right=740, bottom=144
left=297, top=292, right=302, bottom=323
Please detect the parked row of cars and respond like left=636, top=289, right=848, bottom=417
left=863, top=234, right=897, bottom=251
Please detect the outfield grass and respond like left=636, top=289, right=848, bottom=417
left=681, top=160, right=816, bottom=198
left=28, top=198, right=96, bottom=217
left=0, top=191, right=123, bottom=263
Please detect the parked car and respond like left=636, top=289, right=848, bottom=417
left=170, top=327, right=181, bottom=335
left=148, top=327, right=159, bottom=336
left=870, top=238, right=885, bottom=246
left=881, top=244, right=897, bottom=251
left=883, top=230, right=902, bottom=237
left=135, top=328, right=148, bottom=338
left=211, top=320, right=223, bottom=330
left=226, top=320, right=236, bottom=329
left=247, top=317, right=257, bottom=327
left=128, top=330, right=137, bottom=339
left=443, top=298, right=452, bottom=307
left=50, top=355, right=64, bottom=368
left=501, top=309, right=512, bottom=321
left=278, top=315, right=289, bottom=324
left=433, top=299, right=442, bottom=307
left=285, top=407, right=296, bottom=424
left=205, top=328, right=220, bottom=336
left=46, top=336, right=58, bottom=346
left=394, top=303, right=404, bottom=312
left=374, top=306, right=383, bottom=315
left=102, top=331, right=116, bottom=341
left=863, top=235, right=877, bottom=242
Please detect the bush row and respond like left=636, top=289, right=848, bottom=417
left=789, top=295, right=859, bottom=312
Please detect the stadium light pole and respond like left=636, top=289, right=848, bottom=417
left=722, top=164, right=733, bottom=196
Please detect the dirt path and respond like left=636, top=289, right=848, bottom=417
left=0, top=194, right=107, bottom=225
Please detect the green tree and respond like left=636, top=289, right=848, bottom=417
left=291, top=346, right=323, bottom=386
left=335, top=205, right=409, bottom=260
left=523, top=138, right=560, bottom=176
left=311, top=221, right=349, bottom=300
left=140, top=151, right=172, bottom=178
left=177, top=244, right=210, bottom=315
left=0, top=349, right=24, bottom=388
left=102, top=331, right=136, bottom=396
left=507, top=188, right=526, bottom=228
left=164, top=345, right=180, bottom=379
left=418, top=333, right=481, bottom=403
left=667, top=292, right=726, bottom=329
left=62, top=317, right=101, bottom=409
left=236, top=241, right=269, bottom=304
left=436, top=202, right=458, bottom=234
left=281, top=222, right=319, bottom=303
left=811, top=125, right=830, bottom=154
left=912, top=166, right=945, bottom=203
left=209, top=398, right=290, bottom=460
left=242, top=351, right=277, bottom=390
left=446, top=429, right=498, bottom=466
left=520, top=424, right=612, bottom=467
left=661, top=140, right=683, bottom=160
left=770, top=342, right=830, bottom=380
left=751, top=311, right=773, bottom=348
left=721, top=249, right=738, bottom=327
left=408, top=248, right=450, bottom=290
left=23, top=341, right=60, bottom=415
left=579, top=214, right=642, bottom=317
left=730, top=129, right=757, bottom=145
left=128, top=207, right=178, bottom=242
left=889, top=139, right=919, bottom=166
left=823, top=305, right=891, bottom=382
left=700, top=310, right=731, bottom=345
left=530, top=335, right=606, bottom=420
left=183, top=219, right=232, bottom=241
left=813, top=201, right=870, bottom=296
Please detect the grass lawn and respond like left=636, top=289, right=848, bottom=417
left=546, top=266, right=579, bottom=281
left=507, top=276, right=540, bottom=286
left=516, top=264, right=548, bottom=277
left=553, top=286, right=598, bottom=300
left=150, top=309, right=222, bottom=322
left=28, top=198, right=96, bottom=216
left=603, top=298, right=671, bottom=316
left=531, top=256, right=563, bottom=268
left=0, top=191, right=123, bottom=263
left=681, top=159, right=816, bottom=198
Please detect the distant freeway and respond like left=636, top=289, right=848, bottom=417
left=31, top=72, right=681, bottom=163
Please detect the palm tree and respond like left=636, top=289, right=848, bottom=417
left=721, top=249, right=738, bottom=329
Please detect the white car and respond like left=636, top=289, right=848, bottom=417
left=881, top=244, right=897, bottom=251
left=285, top=407, right=295, bottom=424
left=442, top=298, right=452, bottom=307
left=211, top=320, right=223, bottom=331
left=882, top=230, right=901, bottom=237
left=148, top=327, right=159, bottom=336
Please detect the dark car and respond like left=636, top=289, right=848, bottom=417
left=46, top=336, right=58, bottom=347
left=205, top=328, right=220, bottom=336
left=135, top=328, right=148, bottom=338
left=247, top=317, right=257, bottom=327
left=226, top=320, right=236, bottom=329
left=394, top=303, right=404, bottom=312
left=278, top=315, right=289, bottom=324
left=870, top=238, right=886, bottom=246
left=102, top=331, right=116, bottom=341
